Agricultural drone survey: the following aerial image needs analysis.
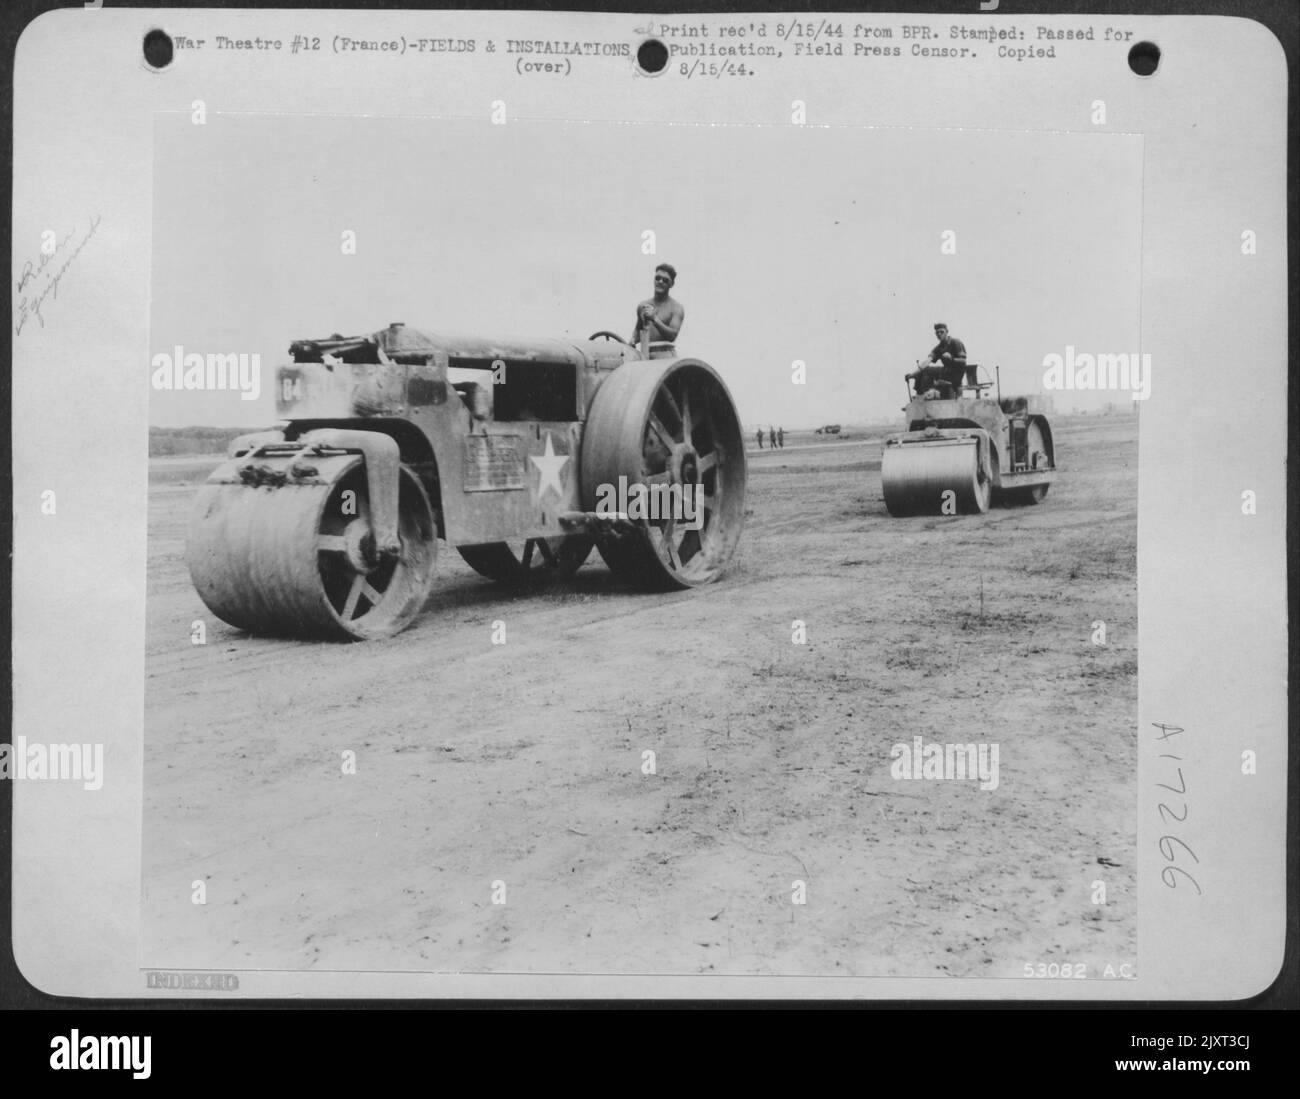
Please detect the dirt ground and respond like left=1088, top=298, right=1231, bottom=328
left=142, top=414, right=1137, bottom=980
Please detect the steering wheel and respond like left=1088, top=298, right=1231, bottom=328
left=588, top=330, right=631, bottom=345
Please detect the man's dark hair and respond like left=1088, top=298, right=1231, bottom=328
left=655, top=263, right=677, bottom=282
left=934, top=322, right=947, bottom=329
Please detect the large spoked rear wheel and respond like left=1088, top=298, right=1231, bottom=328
left=188, top=457, right=437, bottom=640
left=1000, top=421, right=1053, bottom=506
left=580, top=358, right=746, bottom=588
left=458, top=536, right=593, bottom=584
left=1016, top=421, right=1052, bottom=504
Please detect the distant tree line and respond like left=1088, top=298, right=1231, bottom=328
left=149, top=427, right=254, bottom=457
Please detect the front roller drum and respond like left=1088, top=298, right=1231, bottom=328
left=882, top=439, right=990, bottom=517
left=580, top=358, right=746, bottom=588
left=187, top=456, right=437, bottom=640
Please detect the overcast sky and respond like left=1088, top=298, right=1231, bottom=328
left=150, top=114, right=1142, bottom=428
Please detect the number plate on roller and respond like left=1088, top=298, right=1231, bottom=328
left=463, top=435, right=525, bottom=492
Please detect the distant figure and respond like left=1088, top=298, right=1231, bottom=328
left=768, top=425, right=775, bottom=450
left=633, top=264, right=684, bottom=347
left=777, top=427, right=785, bottom=449
left=907, top=323, right=968, bottom=396
left=756, top=428, right=764, bottom=450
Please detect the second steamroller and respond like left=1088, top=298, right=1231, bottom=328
left=881, top=364, right=1056, bottom=516
left=187, top=324, right=747, bottom=639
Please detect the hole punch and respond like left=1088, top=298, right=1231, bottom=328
left=637, top=39, right=668, bottom=75
left=1127, top=41, right=1160, bottom=76
left=143, top=29, right=174, bottom=70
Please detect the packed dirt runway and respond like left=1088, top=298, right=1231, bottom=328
left=143, top=415, right=1137, bottom=980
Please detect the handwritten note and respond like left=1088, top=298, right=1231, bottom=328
left=1153, top=722, right=1201, bottom=895
left=14, top=212, right=102, bottom=336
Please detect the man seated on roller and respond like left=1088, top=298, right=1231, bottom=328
left=632, top=264, right=685, bottom=348
left=907, top=323, right=969, bottom=396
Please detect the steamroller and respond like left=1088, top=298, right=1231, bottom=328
left=186, top=323, right=746, bottom=639
left=881, top=364, right=1056, bottom=516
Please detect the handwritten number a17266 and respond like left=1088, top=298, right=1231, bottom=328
left=1152, top=723, right=1199, bottom=894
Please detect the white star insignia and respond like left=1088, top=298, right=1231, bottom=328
left=530, top=432, right=570, bottom=502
